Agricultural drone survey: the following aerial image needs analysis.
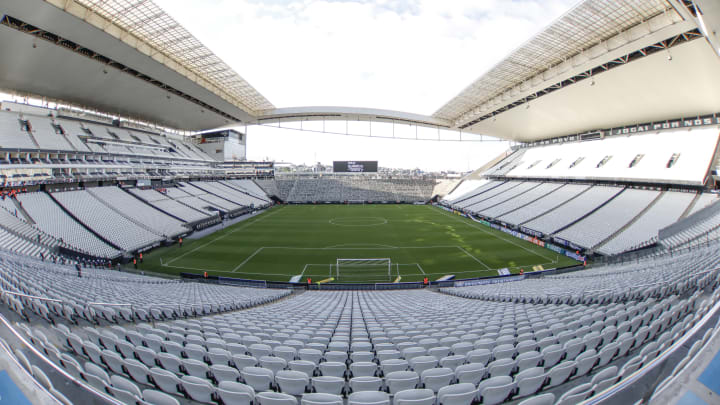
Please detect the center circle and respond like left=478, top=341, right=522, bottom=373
left=329, top=217, right=388, bottom=227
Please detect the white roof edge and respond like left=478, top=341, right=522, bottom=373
left=255, top=106, right=453, bottom=128
left=432, top=0, right=680, bottom=124
left=47, top=0, right=274, bottom=115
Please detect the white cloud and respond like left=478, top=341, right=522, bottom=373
left=154, top=0, right=577, bottom=170
left=155, top=0, right=577, bottom=114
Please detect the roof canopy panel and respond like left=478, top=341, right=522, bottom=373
left=433, top=0, right=676, bottom=125
left=69, top=0, right=273, bottom=114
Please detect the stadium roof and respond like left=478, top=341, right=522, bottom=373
left=433, top=0, right=678, bottom=125
left=1, top=0, right=719, bottom=140
left=69, top=0, right=273, bottom=115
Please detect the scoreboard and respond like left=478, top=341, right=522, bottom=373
left=333, top=161, right=378, bottom=173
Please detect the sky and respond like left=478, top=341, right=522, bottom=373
left=160, top=0, right=578, bottom=171
left=155, top=0, right=577, bottom=114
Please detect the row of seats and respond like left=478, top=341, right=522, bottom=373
left=523, top=186, right=622, bottom=235
left=129, top=188, right=219, bottom=224
left=0, top=179, right=273, bottom=258
left=596, top=191, right=696, bottom=255
left=478, top=183, right=563, bottom=219
left=555, top=189, right=659, bottom=250
left=179, top=183, right=245, bottom=213
left=17, top=255, right=715, bottom=405
left=226, top=180, right=274, bottom=203
left=444, top=177, right=718, bottom=255
left=0, top=228, right=53, bottom=259
left=272, top=177, right=434, bottom=203
left=466, top=183, right=542, bottom=215
left=87, top=186, right=188, bottom=238
left=443, top=245, right=720, bottom=304
left=0, top=110, right=216, bottom=162
left=192, top=181, right=269, bottom=208
left=0, top=250, right=291, bottom=324
left=16, top=192, right=123, bottom=258
left=660, top=206, right=720, bottom=250
left=52, top=189, right=163, bottom=251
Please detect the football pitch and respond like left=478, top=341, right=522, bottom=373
left=141, top=205, right=579, bottom=283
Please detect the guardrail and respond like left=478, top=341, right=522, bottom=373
left=1, top=290, right=63, bottom=303
left=183, top=263, right=584, bottom=291
left=0, top=311, right=124, bottom=405
left=583, top=290, right=720, bottom=404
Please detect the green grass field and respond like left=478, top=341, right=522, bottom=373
left=140, top=205, right=578, bottom=283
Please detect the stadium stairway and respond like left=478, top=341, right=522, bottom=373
left=55, top=125, right=80, bottom=152
left=220, top=180, right=271, bottom=203
left=46, top=191, right=126, bottom=254
left=469, top=182, right=524, bottom=210
left=680, top=192, right=705, bottom=220
left=123, top=188, right=191, bottom=226
left=23, top=126, right=41, bottom=150
left=0, top=206, right=61, bottom=252
left=548, top=187, right=625, bottom=236
left=593, top=191, right=666, bottom=254
left=515, top=184, right=591, bottom=227
left=86, top=188, right=172, bottom=242
left=10, top=198, right=36, bottom=225
left=473, top=182, right=544, bottom=216
left=488, top=183, right=562, bottom=220
left=189, top=182, right=242, bottom=206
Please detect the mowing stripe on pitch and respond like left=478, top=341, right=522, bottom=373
left=456, top=246, right=491, bottom=270
left=433, top=207, right=556, bottom=261
left=163, top=206, right=284, bottom=266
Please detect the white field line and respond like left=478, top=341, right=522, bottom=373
left=416, top=263, right=426, bottom=275
left=299, top=264, right=310, bottom=278
left=254, top=245, right=464, bottom=250
left=163, top=258, right=560, bottom=278
left=231, top=247, right=265, bottom=272
left=324, top=243, right=397, bottom=248
left=163, top=206, right=285, bottom=266
left=194, top=243, right=508, bottom=274
left=160, top=264, right=294, bottom=276
left=230, top=245, right=482, bottom=272
left=456, top=246, right=491, bottom=270
left=434, top=207, right=556, bottom=261
left=165, top=258, right=559, bottom=277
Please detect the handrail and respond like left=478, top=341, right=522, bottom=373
left=583, top=292, right=720, bottom=404
left=648, top=312, right=720, bottom=401
left=581, top=288, right=614, bottom=294
left=0, top=312, right=124, bottom=405
left=0, top=289, right=63, bottom=303
left=87, top=302, right=132, bottom=307
left=0, top=338, right=63, bottom=404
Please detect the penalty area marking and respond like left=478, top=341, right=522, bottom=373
left=162, top=206, right=285, bottom=266
left=163, top=243, right=521, bottom=276
left=456, top=246, right=491, bottom=270
left=433, top=208, right=556, bottom=261
left=228, top=245, right=477, bottom=273
left=232, top=247, right=265, bottom=272
left=324, top=243, right=397, bottom=249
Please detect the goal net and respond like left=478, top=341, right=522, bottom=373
left=336, top=258, right=392, bottom=281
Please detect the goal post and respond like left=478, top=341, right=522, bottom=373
left=336, top=258, right=392, bottom=281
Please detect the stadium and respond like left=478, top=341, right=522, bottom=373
left=0, top=0, right=719, bottom=404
